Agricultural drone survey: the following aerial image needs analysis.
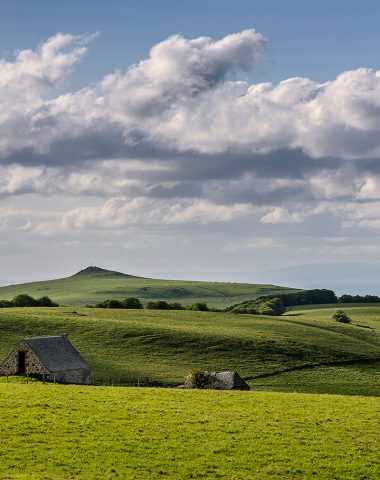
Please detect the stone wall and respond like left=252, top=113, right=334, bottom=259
left=47, top=368, right=91, bottom=384
left=0, top=342, right=91, bottom=384
left=0, top=341, right=49, bottom=376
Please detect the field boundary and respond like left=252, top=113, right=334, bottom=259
left=246, top=356, right=380, bottom=380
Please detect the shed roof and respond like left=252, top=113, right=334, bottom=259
left=208, top=371, right=250, bottom=390
left=24, top=335, right=90, bottom=372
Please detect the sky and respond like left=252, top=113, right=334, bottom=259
left=0, top=0, right=380, bottom=294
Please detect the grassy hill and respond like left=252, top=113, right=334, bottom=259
left=0, top=266, right=299, bottom=308
left=0, top=383, right=378, bottom=479
left=0, top=304, right=379, bottom=395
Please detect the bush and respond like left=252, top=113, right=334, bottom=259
left=228, top=297, right=285, bottom=316
left=188, top=369, right=211, bottom=388
left=255, top=298, right=285, bottom=316
left=145, top=300, right=172, bottom=310
left=12, top=294, right=39, bottom=307
left=95, top=299, right=125, bottom=309
left=332, top=310, right=351, bottom=323
left=0, top=300, right=14, bottom=308
left=185, top=302, right=209, bottom=311
left=37, top=296, right=59, bottom=307
left=168, top=302, right=185, bottom=310
left=123, top=297, right=143, bottom=309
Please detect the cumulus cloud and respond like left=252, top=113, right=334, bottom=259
left=1, top=29, right=380, bottom=265
left=1, top=29, right=380, bottom=170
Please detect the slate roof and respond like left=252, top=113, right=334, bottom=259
left=24, top=335, right=90, bottom=372
left=207, top=371, right=250, bottom=390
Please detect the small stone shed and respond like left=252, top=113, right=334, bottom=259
left=0, top=334, right=91, bottom=384
left=183, top=371, right=250, bottom=390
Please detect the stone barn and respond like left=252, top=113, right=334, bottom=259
left=0, top=334, right=91, bottom=384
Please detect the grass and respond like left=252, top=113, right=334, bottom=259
left=0, top=266, right=298, bottom=307
left=0, top=304, right=379, bottom=395
left=0, top=383, right=378, bottom=480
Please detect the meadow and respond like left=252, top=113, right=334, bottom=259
left=0, top=304, right=379, bottom=395
left=0, top=267, right=298, bottom=308
left=0, top=382, right=378, bottom=480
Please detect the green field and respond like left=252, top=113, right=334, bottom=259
left=0, top=266, right=298, bottom=307
left=0, top=383, right=378, bottom=480
left=0, top=304, right=379, bottom=395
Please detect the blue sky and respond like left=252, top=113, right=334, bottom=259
left=1, top=0, right=379, bottom=87
left=0, top=0, right=379, bottom=293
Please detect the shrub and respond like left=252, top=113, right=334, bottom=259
left=228, top=297, right=285, bottom=316
left=168, top=302, right=185, bottom=310
left=12, top=294, right=39, bottom=307
left=95, top=299, right=125, bottom=309
left=37, top=296, right=59, bottom=307
left=188, top=369, right=211, bottom=388
left=123, top=297, right=143, bottom=309
left=0, top=300, right=14, bottom=308
left=186, top=302, right=209, bottom=311
left=145, top=300, right=172, bottom=310
left=255, top=298, right=285, bottom=316
left=332, top=310, right=351, bottom=323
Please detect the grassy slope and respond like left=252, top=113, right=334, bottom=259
left=0, top=383, right=378, bottom=480
left=0, top=304, right=379, bottom=395
left=0, top=268, right=298, bottom=307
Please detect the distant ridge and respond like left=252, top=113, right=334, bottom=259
left=0, top=266, right=299, bottom=307
left=72, top=266, right=138, bottom=278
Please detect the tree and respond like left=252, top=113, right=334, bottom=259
left=146, top=300, right=171, bottom=310
left=332, top=310, right=351, bottom=323
left=95, top=299, right=124, bottom=309
left=37, top=296, right=59, bottom=307
left=12, top=294, right=39, bottom=307
left=123, top=297, right=143, bottom=309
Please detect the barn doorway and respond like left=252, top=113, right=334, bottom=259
left=17, top=351, right=26, bottom=374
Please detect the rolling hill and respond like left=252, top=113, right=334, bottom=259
left=0, top=266, right=299, bottom=307
left=0, top=304, right=379, bottom=395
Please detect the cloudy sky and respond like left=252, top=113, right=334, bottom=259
left=1, top=0, right=380, bottom=293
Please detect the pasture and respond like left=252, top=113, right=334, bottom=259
left=0, top=304, right=379, bottom=395
left=0, top=383, right=378, bottom=479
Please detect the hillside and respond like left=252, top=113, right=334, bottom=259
left=0, top=266, right=299, bottom=307
left=0, top=384, right=378, bottom=479
left=0, top=304, right=379, bottom=395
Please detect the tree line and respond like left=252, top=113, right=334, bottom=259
left=93, top=298, right=218, bottom=311
left=1, top=289, right=379, bottom=315
left=0, top=294, right=58, bottom=308
left=225, top=289, right=380, bottom=316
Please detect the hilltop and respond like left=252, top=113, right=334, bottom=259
left=0, top=266, right=299, bottom=307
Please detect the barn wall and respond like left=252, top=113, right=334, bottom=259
left=47, top=368, right=91, bottom=384
left=0, top=341, right=49, bottom=376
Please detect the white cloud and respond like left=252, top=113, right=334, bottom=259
left=1, top=30, right=380, bottom=277
left=0, top=30, right=380, bottom=166
left=260, top=207, right=304, bottom=224
left=223, top=237, right=279, bottom=253
left=28, top=197, right=255, bottom=235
